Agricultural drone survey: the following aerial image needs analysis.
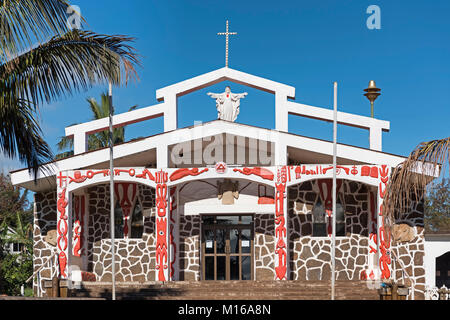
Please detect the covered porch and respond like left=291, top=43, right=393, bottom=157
left=46, top=164, right=391, bottom=288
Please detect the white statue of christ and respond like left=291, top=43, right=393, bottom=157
left=207, top=86, right=247, bottom=122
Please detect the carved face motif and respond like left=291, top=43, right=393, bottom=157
left=156, top=218, right=167, bottom=248
left=225, top=86, right=231, bottom=94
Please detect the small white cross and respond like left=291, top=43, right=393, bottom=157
left=217, top=20, right=237, bottom=67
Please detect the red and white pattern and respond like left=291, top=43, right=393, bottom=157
left=317, top=179, right=343, bottom=237
left=155, top=170, right=169, bottom=281
left=169, top=187, right=178, bottom=280
left=72, top=195, right=85, bottom=257
left=57, top=187, right=69, bottom=278
left=114, top=183, right=138, bottom=238
left=274, top=166, right=288, bottom=280
left=378, top=165, right=391, bottom=280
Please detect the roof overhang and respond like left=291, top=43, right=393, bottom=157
left=10, top=120, right=408, bottom=192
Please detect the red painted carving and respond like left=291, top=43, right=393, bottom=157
left=156, top=217, right=168, bottom=281
left=368, top=191, right=377, bottom=253
left=215, top=162, right=227, bottom=174
left=169, top=168, right=209, bottom=182
left=86, top=170, right=110, bottom=179
left=361, top=166, right=379, bottom=178
left=294, top=165, right=322, bottom=179
left=114, top=168, right=136, bottom=176
left=274, top=167, right=287, bottom=280
left=169, top=188, right=176, bottom=223
left=67, top=170, right=110, bottom=184
left=57, top=172, right=68, bottom=187
left=378, top=165, right=391, bottom=280
left=360, top=270, right=368, bottom=280
left=70, top=171, right=87, bottom=184
left=114, top=183, right=137, bottom=238
left=317, top=179, right=343, bottom=237
left=294, top=165, right=350, bottom=179
left=169, top=224, right=175, bottom=279
left=258, top=197, right=275, bottom=204
left=73, top=196, right=82, bottom=257
left=155, top=170, right=168, bottom=281
left=322, top=165, right=350, bottom=175
left=233, top=167, right=274, bottom=181
left=136, top=169, right=155, bottom=181
left=379, top=219, right=391, bottom=279
left=156, top=186, right=168, bottom=218
left=169, top=187, right=177, bottom=279
left=80, top=195, right=85, bottom=255
left=57, top=188, right=68, bottom=277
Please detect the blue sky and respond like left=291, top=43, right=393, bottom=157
left=2, top=0, right=450, bottom=172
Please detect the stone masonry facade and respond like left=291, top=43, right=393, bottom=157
left=32, top=178, right=425, bottom=299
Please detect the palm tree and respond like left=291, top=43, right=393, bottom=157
left=384, top=137, right=450, bottom=224
left=0, top=0, right=140, bottom=177
left=56, top=93, right=137, bottom=159
left=0, top=212, right=33, bottom=255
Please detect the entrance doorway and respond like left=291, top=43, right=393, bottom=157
left=201, top=215, right=254, bottom=281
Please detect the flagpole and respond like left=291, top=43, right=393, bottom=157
left=331, top=81, right=338, bottom=300
left=108, top=82, right=116, bottom=300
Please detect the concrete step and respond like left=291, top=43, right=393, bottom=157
left=71, top=280, right=379, bottom=300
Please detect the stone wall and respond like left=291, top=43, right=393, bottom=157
left=32, top=191, right=59, bottom=295
left=288, top=180, right=370, bottom=280
left=179, top=215, right=201, bottom=281
left=87, top=184, right=156, bottom=282
left=391, top=197, right=426, bottom=300
left=255, top=214, right=275, bottom=280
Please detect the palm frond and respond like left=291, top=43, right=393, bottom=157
left=0, top=0, right=72, bottom=62
left=0, top=30, right=140, bottom=109
left=56, top=135, right=74, bottom=151
left=87, top=97, right=103, bottom=121
left=0, top=94, right=53, bottom=176
left=384, top=137, right=450, bottom=222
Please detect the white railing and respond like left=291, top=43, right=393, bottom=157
left=22, top=250, right=58, bottom=297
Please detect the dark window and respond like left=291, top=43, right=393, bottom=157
left=114, top=202, right=124, bottom=238
left=130, top=200, right=144, bottom=239
left=312, top=195, right=346, bottom=237
left=335, top=198, right=345, bottom=237
left=202, top=215, right=253, bottom=225
left=312, top=198, right=327, bottom=236
left=12, top=243, right=23, bottom=252
left=436, top=251, right=450, bottom=287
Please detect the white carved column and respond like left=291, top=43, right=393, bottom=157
left=155, top=170, right=170, bottom=281
left=56, top=171, right=70, bottom=279
left=377, top=165, right=392, bottom=280
left=274, top=166, right=289, bottom=280
left=367, top=189, right=378, bottom=280
left=169, top=186, right=179, bottom=281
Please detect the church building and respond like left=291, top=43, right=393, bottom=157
left=10, top=64, right=428, bottom=299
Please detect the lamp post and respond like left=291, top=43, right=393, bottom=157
left=108, top=82, right=116, bottom=300
left=364, top=80, right=381, bottom=118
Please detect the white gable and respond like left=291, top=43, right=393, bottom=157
left=11, top=67, right=401, bottom=192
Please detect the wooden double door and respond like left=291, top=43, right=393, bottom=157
left=201, top=215, right=254, bottom=281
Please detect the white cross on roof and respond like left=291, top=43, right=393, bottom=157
left=217, top=20, right=237, bottom=67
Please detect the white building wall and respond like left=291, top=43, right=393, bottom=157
left=424, top=239, right=450, bottom=288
